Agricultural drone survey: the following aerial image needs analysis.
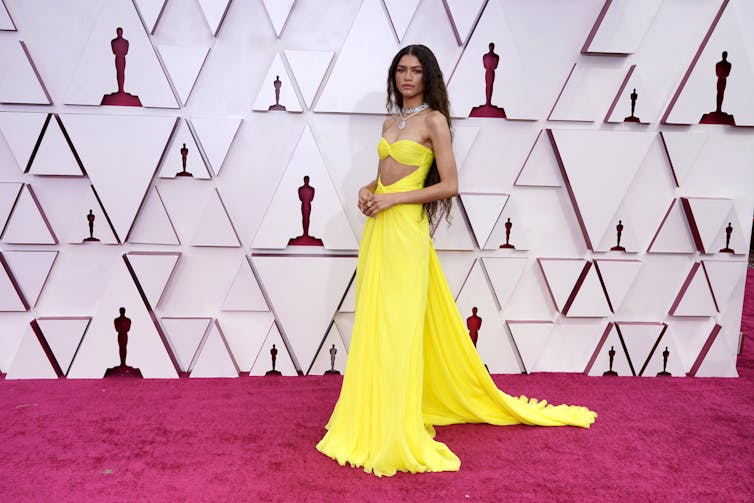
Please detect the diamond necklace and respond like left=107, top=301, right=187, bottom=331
left=398, top=102, right=429, bottom=130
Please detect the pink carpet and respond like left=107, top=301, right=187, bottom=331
left=1, top=270, right=753, bottom=502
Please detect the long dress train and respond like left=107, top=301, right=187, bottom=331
left=316, top=137, right=597, bottom=476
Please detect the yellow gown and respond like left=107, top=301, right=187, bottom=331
left=316, top=137, right=597, bottom=477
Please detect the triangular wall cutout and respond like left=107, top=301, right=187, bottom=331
left=514, top=130, right=563, bottom=187
left=1, top=185, right=57, bottom=244
left=133, top=0, right=167, bottom=33
left=191, top=189, right=241, bottom=247
left=0, top=41, right=50, bottom=104
left=383, top=0, right=421, bottom=42
left=249, top=323, right=297, bottom=376
left=189, top=116, right=241, bottom=176
left=1, top=250, right=58, bottom=308
left=261, top=0, right=295, bottom=38
left=459, top=193, right=509, bottom=249
left=252, top=53, right=302, bottom=112
left=648, top=199, right=697, bottom=254
left=191, top=320, right=239, bottom=377
left=127, top=187, right=180, bottom=245
left=284, top=50, right=333, bottom=109
left=162, top=317, right=211, bottom=372
left=156, top=119, right=211, bottom=179
left=156, top=44, right=210, bottom=106
left=669, top=262, right=717, bottom=316
left=36, top=317, right=91, bottom=376
left=0, top=112, right=47, bottom=170
left=221, top=257, right=269, bottom=311
left=27, top=115, right=85, bottom=176
left=125, top=251, right=180, bottom=309
left=198, top=0, right=232, bottom=36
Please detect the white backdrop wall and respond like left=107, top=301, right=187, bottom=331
left=0, top=0, right=751, bottom=379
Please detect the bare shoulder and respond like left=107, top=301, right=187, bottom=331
left=425, top=110, right=450, bottom=135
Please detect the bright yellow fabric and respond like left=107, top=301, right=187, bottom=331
left=316, top=138, right=597, bottom=477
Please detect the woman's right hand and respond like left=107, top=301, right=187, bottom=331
left=358, top=186, right=373, bottom=214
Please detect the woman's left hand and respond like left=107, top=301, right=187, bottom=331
left=363, top=193, right=399, bottom=217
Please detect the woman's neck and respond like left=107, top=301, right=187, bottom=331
left=402, top=96, right=424, bottom=110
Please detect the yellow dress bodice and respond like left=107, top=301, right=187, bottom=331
left=376, top=137, right=434, bottom=193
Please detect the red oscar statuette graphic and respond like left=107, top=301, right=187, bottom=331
left=657, top=346, right=671, bottom=376
left=268, top=75, right=286, bottom=111
left=719, top=222, right=735, bottom=253
left=265, top=344, right=282, bottom=376
left=176, top=143, right=193, bottom=177
left=104, top=307, right=143, bottom=377
left=700, top=51, right=735, bottom=125
left=610, top=220, right=626, bottom=252
left=101, top=27, right=143, bottom=107
left=469, top=43, right=506, bottom=119
left=288, top=175, right=324, bottom=246
left=624, top=89, right=640, bottom=123
left=324, top=344, right=340, bottom=375
left=466, top=307, right=481, bottom=347
left=83, top=209, right=100, bottom=242
left=499, top=218, right=515, bottom=249
left=603, top=345, right=618, bottom=376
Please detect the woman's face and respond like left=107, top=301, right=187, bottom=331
left=395, top=54, right=424, bottom=102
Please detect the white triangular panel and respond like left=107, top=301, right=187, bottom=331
left=665, top=1, right=754, bottom=126
left=482, top=257, right=528, bottom=309
left=191, top=189, right=240, bottom=247
left=157, top=119, right=211, bottom=179
left=0, top=314, right=30, bottom=371
left=253, top=255, right=357, bottom=370
left=127, top=187, right=180, bottom=245
left=537, top=258, right=586, bottom=312
left=550, top=129, right=655, bottom=250
left=0, top=41, right=49, bottom=104
left=452, top=126, right=480, bottom=171
left=432, top=197, right=475, bottom=250
left=315, top=0, right=398, bottom=114
left=308, top=323, right=348, bottom=375
left=0, top=112, right=46, bottom=170
left=663, top=318, right=716, bottom=373
left=455, top=260, right=520, bottom=373
left=133, top=0, right=167, bottom=33
left=566, top=265, right=611, bottom=317
left=648, top=199, right=697, bottom=254
left=1, top=251, right=58, bottom=308
left=337, top=271, right=356, bottom=313
left=65, top=0, right=177, bottom=107
left=709, top=208, right=747, bottom=256
left=63, top=187, right=119, bottom=244
left=0, top=1, right=14, bottom=30
left=162, top=317, right=211, bottom=372
left=28, top=116, right=84, bottom=176
left=593, top=259, right=642, bottom=312
left=191, top=321, right=238, bottom=377
left=284, top=50, right=333, bottom=109
left=5, top=325, right=57, bottom=379
left=586, top=324, right=633, bottom=377
left=384, top=0, right=420, bottom=41
left=0, top=262, right=25, bottom=311
left=156, top=44, right=210, bottom=106
left=536, top=320, right=607, bottom=372
left=252, top=53, right=302, bottom=112
left=221, top=257, right=268, bottom=311
left=605, top=67, right=653, bottom=123
left=659, top=131, right=709, bottom=187
left=618, top=322, right=665, bottom=376
left=126, top=252, right=180, bottom=309
left=514, top=130, right=562, bottom=187
left=67, top=260, right=177, bottom=378
left=262, top=0, right=295, bottom=37
left=36, top=317, right=90, bottom=375
left=333, top=312, right=354, bottom=351
left=702, top=260, right=745, bottom=313
left=549, top=63, right=628, bottom=122
left=0, top=182, right=22, bottom=230
left=252, top=126, right=358, bottom=250
left=189, top=117, right=241, bottom=176
left=62, top=114, right=176, bottom=241
left=443, top=0, right=486, bottom=45
left=217, top=312, right=275, bottom=372
left=1, top=185, right=57, bottom=244
left=437, top=251, right=475, bottom=299
left=249, top=323, right=297, bottom=376
left=670, top=263, right=717, bottom=316
left=198, top=0, right=232, bottom=36
left=584, top=0, right=662, bottom=54
left=459, top=193, right=508, bottom=249
left=506, top=321, right=553, bottom=373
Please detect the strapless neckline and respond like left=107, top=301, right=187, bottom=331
left=380, top=136, right=432, bottom=152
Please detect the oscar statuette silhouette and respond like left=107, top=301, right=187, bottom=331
left=176, top=143, right=193, bottom=177
left=719, top=222, right=735, bottom=253
left=469, top=43, right=506, bottom=118
left=104, top=307, right=143, bottom=377
left=265, top=344, right=282, bottom=375
left=624, top=88, right=640, bottom=122
left=610, top=220, right=626, bottom=251
left=83, top=209, right=100, bottom=242
left=288, top=176, right=324, bottom=246
left=656, top=346, right=671, bottom=376
left=499, top=218, right=515, bottom=249
left=268, top=75, right=286, bottom=111
left=324, top=344, right=340, bottom=375
left=700, top=51, right=735, bottom=125
left=101, top=28, right=142, bottom=106
left=603, top=345, right=618, bottom=376
left=466, top=307, right=482, bottom=347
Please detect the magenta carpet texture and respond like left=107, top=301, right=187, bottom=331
left=1, top=270, right=753, bottom=502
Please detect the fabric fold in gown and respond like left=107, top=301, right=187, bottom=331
left=316, top=137, right=596, bottom=477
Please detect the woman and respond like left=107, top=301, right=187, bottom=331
left=316, top=45, right=596, bottom=477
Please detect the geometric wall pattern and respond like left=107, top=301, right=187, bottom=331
left=0, top=0, right=751, bottom=379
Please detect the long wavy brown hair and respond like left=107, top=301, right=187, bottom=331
left=386, top=44, right=452, bottom=225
